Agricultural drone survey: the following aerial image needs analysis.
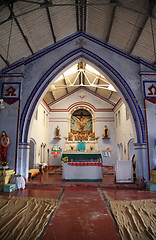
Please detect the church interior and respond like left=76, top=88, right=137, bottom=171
left=0, top=0, right=156, bottom=239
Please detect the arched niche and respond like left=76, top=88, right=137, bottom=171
left=67, top=104, right=96, bottom=141
left=29, top=138, right=36, bottom=169
left=128, top=138, right=135, bottom=161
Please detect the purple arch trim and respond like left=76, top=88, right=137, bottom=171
left=20, top=48, right=145, bottom=143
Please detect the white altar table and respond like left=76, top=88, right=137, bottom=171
left=62, top=162, right=103, bottom=181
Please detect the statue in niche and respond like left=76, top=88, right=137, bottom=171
left=104, top=125, right=109, bottom=138
left=0, top=131, right=10, bottom=166
left=56, top=126, right=60, bottom=137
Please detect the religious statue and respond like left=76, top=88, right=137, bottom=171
left=0, top=131, right=10, bottom=166
left=104, top=125, right=109, bottom=138
left=56, top=126, right=60, bottom=137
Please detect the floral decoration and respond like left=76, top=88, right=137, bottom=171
left=2, top=161, right=8, bottom=167
left=62, top=157, right=68, bottom=163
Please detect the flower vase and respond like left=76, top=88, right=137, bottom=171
left=3, top=166, right=6, bottom=175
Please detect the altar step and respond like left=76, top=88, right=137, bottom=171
left=26, top=183, right=139, bottom=189
left=26, top=166, right=140, bottom=189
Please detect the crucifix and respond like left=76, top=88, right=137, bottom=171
left=76, top=38, right=86, bottom=48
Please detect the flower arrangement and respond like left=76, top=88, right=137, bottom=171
left=70, top=145, right=74, bottom=150
left=2, top=161, right=8, bottom=167
left=95, top=137, right=99, bottom=140
left=64, top=137, right=68, bottom=140
left=62, top=157, right=68, bottom=163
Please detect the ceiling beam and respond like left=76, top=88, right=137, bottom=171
left=0, top=54, right=10, bottom=66
left=95, top=78, right=100, bottom=93
left=0, top=1, right=156, bottom=20
left=129, top=0, right=155, bottom=54
left=105, top=6, right=116, bottom=43
left=129, top=16, right=149, bottom=54
left=79, top=72, right=81, bottom=85
left=80, top=0, right=83, bottom=31
left=83, top=0, right=87, bottom=32
left=50, top=91, right=55, bottom=101
left=77, top=0, right=86, bottom=32
left=75, top=0, right=79, bottom=31
left=108, top=91, right=113, bottom=99
left=82, top=72, right=85, bottom=85
left=45, top=0, right=56, bottom=43
left=63, top=78, right=68, bottom=94
left=0, top=0, right=19, bottom=7
left=8, top=4, right=34, bottom=55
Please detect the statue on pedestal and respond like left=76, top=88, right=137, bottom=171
left=104, top=125, right=109, bottom=138
left=0, top=131, right=10, bottom=167
left=56, top=126, right=60, bottom=137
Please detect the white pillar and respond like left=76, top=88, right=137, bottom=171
left=17, top=142, right=30, bottom=181
left=134, top=142, right=149, bottom=182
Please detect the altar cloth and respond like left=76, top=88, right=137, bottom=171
left=68, top=162, right=102, bottom=167
left=78, top=141, right=85, bottom=151
left=62, top=151, right=102, bottom=162
left=62, top=163, right=103, bottom=181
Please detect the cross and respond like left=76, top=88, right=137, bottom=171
left=79, top=91, right=85, bottom=98
left=76, top=38, right=86, bottom=48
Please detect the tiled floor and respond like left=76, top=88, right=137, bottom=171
left=104, top=188, right=156, bottom=201
left=42, top=188, right=121, bottom=240
left=26, top=167, right=138, bottom=189
left=1, top=168, right=156, bottom=240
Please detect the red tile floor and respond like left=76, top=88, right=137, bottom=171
left=26, top=166, right=139, bottom=189
left=0, top=167, right=156, bottom=240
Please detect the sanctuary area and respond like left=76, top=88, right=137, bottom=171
left=0, top=32, right=155, bottom=187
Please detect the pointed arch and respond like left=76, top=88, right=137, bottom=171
left=19, top=48, right=145, bottom=144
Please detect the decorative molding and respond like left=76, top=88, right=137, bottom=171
left=0, top=74, right=24, bottom=78
left=1, top=82, right=21, bottom=100
left=40, top=102, right=50, bottom=114
left=140, top=72, right=156, bottom=75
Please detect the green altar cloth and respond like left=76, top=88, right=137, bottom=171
left=62, top=151, right=102, bottom=161
left=78, top=142, right=85, bottom=151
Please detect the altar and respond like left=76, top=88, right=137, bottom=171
left=62, top=108, right=103, bottom=180
left=62, top=162, right=103, bottom=181
left=62, top=150, right=103, bottom=181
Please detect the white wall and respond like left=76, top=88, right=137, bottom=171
left=48, top=88, right=117, bottom=166
left=114, top=100, right=135, bottom=161
left=29, top=90, right=136, bottom=168
left=29, top=101, right=49, bottom=168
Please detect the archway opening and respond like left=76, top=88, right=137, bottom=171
left=27, top=61, right=136, bottom=183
